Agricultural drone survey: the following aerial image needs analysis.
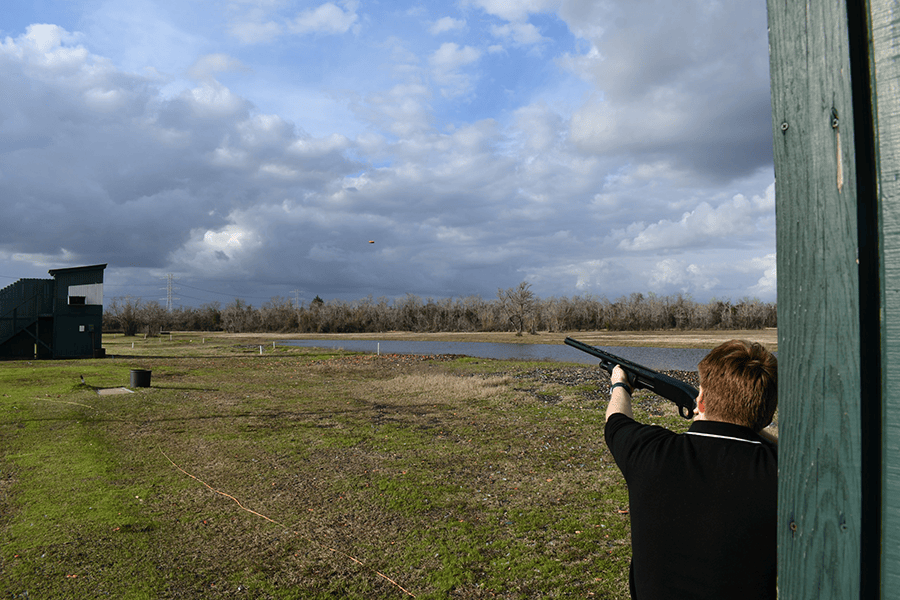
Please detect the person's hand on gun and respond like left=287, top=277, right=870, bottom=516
left=610, top=365, right=632, bottom=393
left=606, top=365, right=634, bottom=420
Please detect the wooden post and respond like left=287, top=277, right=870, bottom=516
left=769, top=0, right=861, bottom=593
left=768, top=0, right=899, bottom=595
left=868, top=1, right=900, bottom=592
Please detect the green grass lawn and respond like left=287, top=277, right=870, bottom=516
left=1, top=333, right=690, bottom=599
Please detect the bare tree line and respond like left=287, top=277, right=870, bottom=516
left=103, top=283, right=776, bottom=336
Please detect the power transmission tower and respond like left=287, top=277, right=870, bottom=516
left=162, top=274, right=179, bottom=311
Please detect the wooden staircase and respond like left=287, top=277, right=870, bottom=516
left=0, top=279, right=54, bottom=353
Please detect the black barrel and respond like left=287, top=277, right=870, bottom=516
left=130, top=369, right=151, bottom=388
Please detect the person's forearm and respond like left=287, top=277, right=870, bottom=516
left=606, top=385, right=634, bottom=421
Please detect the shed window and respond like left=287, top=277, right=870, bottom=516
left=67, top=283, right=103, bottom=305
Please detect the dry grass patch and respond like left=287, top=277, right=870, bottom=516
left=371, top=373, right=515, bottom=402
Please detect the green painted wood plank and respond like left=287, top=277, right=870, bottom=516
left=870, top=0, right=900, bottom=591
left=767, top=0, right=862, bottom=596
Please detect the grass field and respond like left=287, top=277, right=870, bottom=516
left=0, top=331, right=759, bottom=599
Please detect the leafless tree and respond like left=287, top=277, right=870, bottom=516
left=105, top=296, right=143, bottom=336
left=498, top=282, right=537, bottom=336
left=103, top=289, right=776, bottom=335
left=141, top=301, right=168, bottom=336
left=221, top=299, right=259, bottom=332
left=260, top=297, right=297, bottom=332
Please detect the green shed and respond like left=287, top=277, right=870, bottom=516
left=0, top=264, right=107, bottom=359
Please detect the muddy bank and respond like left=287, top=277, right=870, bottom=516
left=272, top=328, right=778, bottom=350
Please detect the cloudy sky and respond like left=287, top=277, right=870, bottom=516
left=1, top=0, right=776, bottom=308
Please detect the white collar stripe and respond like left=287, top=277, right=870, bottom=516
left=685, top=431, right=762, bottom=444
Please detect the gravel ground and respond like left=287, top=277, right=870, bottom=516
left=315, top=352, right=701, bottom=417
left=515, top=365, right=699, bottom=389
left=511, top=365, right=699, bottom=416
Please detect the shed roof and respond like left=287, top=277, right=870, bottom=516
left=47, top=264, right=108, bottom=277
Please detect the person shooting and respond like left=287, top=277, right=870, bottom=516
left=603, top=339, right=778, bottom=599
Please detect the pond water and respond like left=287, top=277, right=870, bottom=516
left=280, top=339, right=712, bottom=372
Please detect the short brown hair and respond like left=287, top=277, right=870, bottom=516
left=698, top=340, right=777, bottom=431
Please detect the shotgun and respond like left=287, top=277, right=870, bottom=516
left=564, top=337, right=698, bottom=419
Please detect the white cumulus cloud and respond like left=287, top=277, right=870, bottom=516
left=429, top=42, right=482, bottom=97
left=289, top=1, right=360, bottom=36
left=618, top=183, right=775, bottom=252
left=430, top=17, right=466, bottom=35
left=491, top=21, right=546, bottom=45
